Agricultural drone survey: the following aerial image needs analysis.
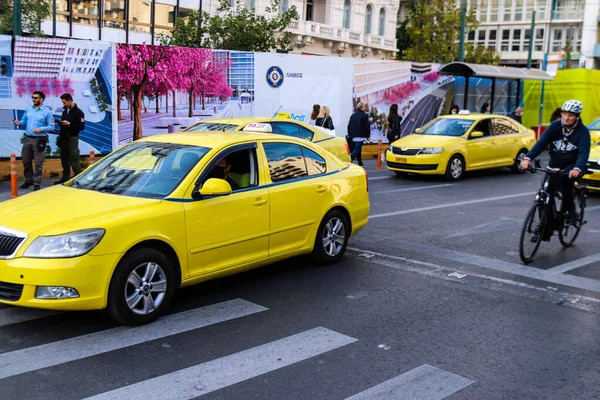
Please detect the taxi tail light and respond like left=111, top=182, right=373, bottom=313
left=365, top=171, right=369, bottom=192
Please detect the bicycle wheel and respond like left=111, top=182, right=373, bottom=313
left=559, top=189, right=585, bottom=247
left=519, top=202, right=547, bottom=263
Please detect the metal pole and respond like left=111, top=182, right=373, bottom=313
left=490, top=78, right=496, bottom=112
left=13, top=0, right=22, bottom=37
left=538, top=0, right=556, bottom=128
left=463, top=77, right=469, bottom=110
left=526, top=9, right=536, bottom=69
left=52, top=0, right=57, bottom=37
left=458, top=0, right=467, bottom=62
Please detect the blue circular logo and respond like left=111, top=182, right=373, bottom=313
left=266, top=66, right=284, bottom=88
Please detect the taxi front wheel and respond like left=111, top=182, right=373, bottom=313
left=445, top=155, right=464, bottom=181
left=107, top=248, right=175, bottom=326
left=312, top=209, right=350, bottom=265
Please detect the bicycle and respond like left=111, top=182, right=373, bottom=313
left=519, top=162, right=587, bottom=263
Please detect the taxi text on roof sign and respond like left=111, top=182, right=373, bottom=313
left=276, top=112, right=291, bottom=119
left=243, top=123, right=273, bottom=133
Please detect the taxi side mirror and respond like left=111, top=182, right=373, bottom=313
left=192, top=178, right=232, bottom=199
left=470, top=131, right=484, bottom=138
left=415, top=128, right=421, bottom=133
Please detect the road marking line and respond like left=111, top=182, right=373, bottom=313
left=368, top=176, right=395, bottom=181
left=370, top=192, right=534, bottom=218
left=0, top=307, right=60, bottom=327
left=371, top=184, right=454, bottom=195
left=0, top=298, right=267, bottom=380
left=345, top=364, right=474, bottom=400
left=352, top=239, right=600, bottom=293
left=548, top=253, right=600, bottom=274
left=85, top=327, right=357, bottom=400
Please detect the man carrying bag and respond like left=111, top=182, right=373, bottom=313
left=55, top=93, right=85, bottom=185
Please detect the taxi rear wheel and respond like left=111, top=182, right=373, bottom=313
left=107, top=248, right=175, bottom=326
left=312, top=209, right=350, bottom=265
left=445, top=155, right=464, bottom=181
left=511, top=149, right=528, bottom=173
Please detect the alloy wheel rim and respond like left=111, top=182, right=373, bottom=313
left=451, top=159, right=462, bottom=178
left=323, top=217, right=346, bottom=257
left=124, top=262, right=167, bottom=315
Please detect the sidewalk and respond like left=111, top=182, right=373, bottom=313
left=0, top=179, right=57, bottom=202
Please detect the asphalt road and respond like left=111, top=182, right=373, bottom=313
left=0, top=157, right=599, bottom=399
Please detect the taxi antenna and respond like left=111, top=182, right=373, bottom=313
left=269, top=105, right=283, bottom=123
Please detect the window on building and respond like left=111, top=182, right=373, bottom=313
left=503, top=1, right=512, bottom=21
left=490, top=0, right=499, bottom=22
left=502, top=29, right=510, bottom=40
left=103, top=0, right=126, bottom=29
left=155, top=3, right=176, bottom=38
left=129, top=0, right=152, bottom=33
left=365, top=5, right=372, bottom=34
left=468, top=30, right=475, bottom=41
left=478, top=0, right=488, bottom=22
left=279, top=0, right=288, bottom=13
left=57, top=0, right=69, bottom=22
left=72, top=0, right=99, bottom=25
left=515, top=0, right=523, bottom=20
left=552, top=28, right=563, bottom=52
left=378, top=8, right=385, bottom=36
left=343, top=0, right=351, bottom=29
left=478, top=30, right=486, bottom=42
left=306, top=0, right=314, bottom=21
left=246, top=0, right=255, bottom=10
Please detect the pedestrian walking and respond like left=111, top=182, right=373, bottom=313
left=13, top=91, right=54, bottom=191
left=450, top=104, right=459, bottom=115
left=387, top=104, right=402, bottom=143
left=480, top=102, right=491, bottom=114
left=509, top=107, right=523, bottom=124
left=315, top=105, right=335, bottom=130
left=308, top=104, right=320, bottom=126
left=55, top=93, right=85, bottom=184
left=347, top=102, right=370, bottom=166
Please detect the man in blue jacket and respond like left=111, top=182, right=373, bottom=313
left=520, top=100, right=590, bottom=223
left=347, top=102, right=370, bottom=167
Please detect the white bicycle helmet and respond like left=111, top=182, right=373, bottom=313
left=561, top=100, right=583, bottom=114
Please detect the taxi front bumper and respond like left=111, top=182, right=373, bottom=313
left=0, top=253, right=122, bottom=311
left=384, top=150, right=448, bottom=175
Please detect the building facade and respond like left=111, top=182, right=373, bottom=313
left=38, top=0, right=397, bottom=59
left=398, top=0, right=599, bottom=69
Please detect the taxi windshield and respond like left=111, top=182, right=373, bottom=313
left=186, top=122, right=238, bottom=132
left=71, top=142, right=210, bottom=199
left=589, top=119, right=600, bottom=130
left=418, top=118, right=475, bottom=137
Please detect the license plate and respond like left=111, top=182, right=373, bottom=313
left=395, top=157, right=407, bottom=163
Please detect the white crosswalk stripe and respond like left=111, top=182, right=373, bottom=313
left=0, top=298, right=267, bottom=380
left=0, top=307, right=60, bottom=327
left=345, top=364, right=474, bottom=400
left=85, top=327, right=357, bottom=400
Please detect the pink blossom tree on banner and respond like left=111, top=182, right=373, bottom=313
left=117, top=44, right=173, bottom=140
left=170, top=47, right=213, bottom=118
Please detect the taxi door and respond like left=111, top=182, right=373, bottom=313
left=491, top=118, right=523, bottom=165
left=465, top=119, right=495, bottom=168
left=260, top=141, right=333, bottom=257
left=183, top=143, right=270, bottom=277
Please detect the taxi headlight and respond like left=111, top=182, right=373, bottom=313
left=24, top=229, right=105, bottom=258
left=420, top=148, right=443, bottom=154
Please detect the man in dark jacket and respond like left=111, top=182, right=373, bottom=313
left=521, top=99, right=590, bottom=223
left=55, top=93, right=85, bottom=184
left=347, top=102, right=370, bottom=166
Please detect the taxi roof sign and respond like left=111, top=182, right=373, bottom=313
left=242, top=123, right=273, bottom=133
left=458, top=110, right=470, bottom=115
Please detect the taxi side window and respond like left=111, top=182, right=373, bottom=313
left=492, top=118, right=519, bottom=135
left=263, top=143, right=309, bottom=182
left=471, top=119, right=491, bottom=137
left=302, top=147, right=327, bottom=175
left=270, top=123, right=301, bottom=138
left=298, top=126, right=314, bottom=141
left=203, top=148, right=257, bottom=191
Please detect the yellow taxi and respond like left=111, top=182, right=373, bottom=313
left=184, top=116, right=351, bottom=162
left=589, top=118, right=600, bottom=143
left=0, top=128, right=369, bottom=325
left=386, top=113, right=536, bottom=180
left=582, top=140, right=600, bottom=191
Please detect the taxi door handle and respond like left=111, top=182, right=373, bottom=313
left=316, top=185, right=327, bottom=193
left=253, top=198, right=268, bottom=206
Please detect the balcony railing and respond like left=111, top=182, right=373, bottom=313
left=286, top=20, right=395, bottom=50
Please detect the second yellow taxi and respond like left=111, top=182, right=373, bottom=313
left=386, top=113, right=536, bottom=180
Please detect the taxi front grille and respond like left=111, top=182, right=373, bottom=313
left=588, top=161, right=600, bottom=171
left=0, top=234, right=24, bottom=257
left=386, top=161, right=438, bottom=171
left=0, top=281, right=23, bottom=301
left=391, top=147, right=421, bottom=156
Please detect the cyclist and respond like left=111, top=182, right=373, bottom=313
left=520, top=100, right=590, bottom=224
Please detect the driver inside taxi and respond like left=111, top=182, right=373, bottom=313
left=208, top=156, right=240, bottom=190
